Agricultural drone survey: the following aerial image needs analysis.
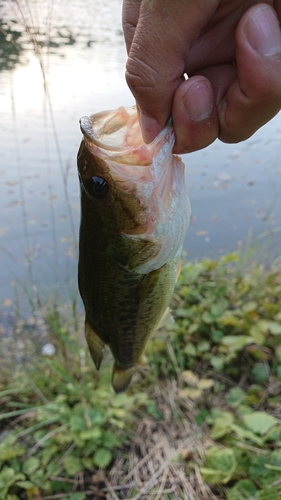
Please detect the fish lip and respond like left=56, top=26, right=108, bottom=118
left=79, top=106, right=174, bottom=166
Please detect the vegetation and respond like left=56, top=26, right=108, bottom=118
left=1, top=251, right=281, bottom=499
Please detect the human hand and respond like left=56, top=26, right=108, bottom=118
left=122, top=1, right=281, bottom=153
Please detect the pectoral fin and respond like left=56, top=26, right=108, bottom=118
left=85, top=319, right=105, bottom=370
left=106, top=234, right=160, bottom=272
left=156, top=307, right=174, bottom=330
left=136, top=267, right=162, bottom=302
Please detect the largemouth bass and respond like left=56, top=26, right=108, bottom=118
left=77, top=106, right=190, bottom=392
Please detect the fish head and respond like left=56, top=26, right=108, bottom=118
left=77, top=106, right=190, bottom=273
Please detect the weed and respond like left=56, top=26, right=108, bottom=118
left=1, top=252, right=281, bottom=499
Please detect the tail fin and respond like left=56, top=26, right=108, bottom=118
left=112, top=365, right=134, bottom=393
left=85, top=319, right=105, bottom=370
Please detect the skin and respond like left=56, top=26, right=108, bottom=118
left=122, top=0, right=281, bottom=153
left=77, top=109, right=189, bottom=392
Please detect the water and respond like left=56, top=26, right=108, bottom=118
left=1, top=0, right=281, bottom=314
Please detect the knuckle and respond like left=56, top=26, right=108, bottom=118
left=125, top=54, right=159, bottom=96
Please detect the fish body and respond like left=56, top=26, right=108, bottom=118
left=77, top=106, right=190, bottom=392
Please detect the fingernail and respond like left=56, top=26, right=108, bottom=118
left=183, top=80, right=213, bottom=122
left=245, top=6, right=281, bottom=56
left=139, top=112, right=161, bottom=143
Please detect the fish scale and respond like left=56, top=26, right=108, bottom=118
left=77, top=106, right=190, bottom=392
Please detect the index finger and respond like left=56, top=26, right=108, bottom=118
left=122, top=0, right=218, bottom=142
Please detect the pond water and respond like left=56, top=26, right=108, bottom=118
left=1, top=0, right=281, bottom=315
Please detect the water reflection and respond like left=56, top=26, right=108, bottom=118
left=0, top=0, right=281, bottom=317
left=0, top=20, right=26, bottom=70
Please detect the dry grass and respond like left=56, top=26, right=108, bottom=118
left=69, top=382, right=221, bottom=500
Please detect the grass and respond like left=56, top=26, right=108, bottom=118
left=1, top=251, right=281, bottom=500
left=2, top=2, right=281, bottom=498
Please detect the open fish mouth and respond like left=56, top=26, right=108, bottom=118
left=79, top=106, right=191, bottom=274
left=77, top=106, right=191, bottom=392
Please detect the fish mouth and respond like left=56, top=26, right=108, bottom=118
left=79, top=105, right=190, bottom=273
left=79, top=106, right=173, bottom=167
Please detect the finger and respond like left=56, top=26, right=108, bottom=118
left=217, top=4, right=281, bottom=143
left=124, top=0, right=218, bottom=142
left=274, top=0, right=281, bottom=21
left=172, top=76, right=219, bottom=154
left=122, top=0, right=142, bottom=54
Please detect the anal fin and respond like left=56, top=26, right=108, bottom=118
left=85, top=318, right=105, bottom=370
left=156, top=307, right=174, bottom=330
left=112, top=365, right=134, bottom=394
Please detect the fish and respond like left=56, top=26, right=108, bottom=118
left=77, top=106, right=190, bottom=393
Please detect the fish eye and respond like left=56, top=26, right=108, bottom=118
left=84, top=176, right=109, bottom=199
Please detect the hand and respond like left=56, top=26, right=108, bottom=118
left=122, top=1, right=281, bottom=153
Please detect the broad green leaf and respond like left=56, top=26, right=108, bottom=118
left=257, top=487, right=281, bottom=499
left=0, top=467, right=16, bottom=500
left=22, top=457, right=40, bottom=475
left=243, top=412, right=277, bottom=435
left=183, top=342, right=197, bottom=356
left=210, top=300, right=228, bottom=318
left=197, top=341, right=210, bottom=352
left=211, top=412, right=234, bottom=440
left=70, top=415, right=86, bottom=432
left=80, top=427, right=102, bottom=441
left=249, top=325, right=266, bottom=344
left=14, top=481, right=34, bottom=489
left=275, top=345, right=281, bottom=362
left=210, top=356, right=224, bottom=371
left=251, top=365, right=269, bottom=384
left=242, top=301, right=258, bottom=313
left=200, top=446, right=238, bottom=484
left=93, top=448, right=112, bottom=468
left=231, top=424, right=263, bottom=446
left=268, top=322, right=281, bottom=335
left=220, top=335, right=253, bottom=351
left=210, top=330, right=224, bottom=343
left=63, top=456, right=83, bottom=476
left=227, top=387, right=246, bottom=407
left=69, top=494, right=86, bottom=500
left=227, top=479, right=257, bottom=500
left=102, top=430, right=120, bottom=448
left=0, top=445, right=25, bottom=462
left=217, top=312, right=241, bottom=327
left=202, top=311, right=214, bottom=324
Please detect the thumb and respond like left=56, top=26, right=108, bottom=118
left=123, top=0, right=217, bottom=142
